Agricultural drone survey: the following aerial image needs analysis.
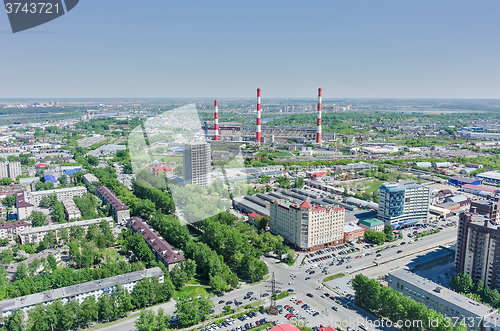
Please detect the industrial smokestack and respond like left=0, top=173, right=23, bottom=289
left=256, top=88, right=261, bottom=143
left=316, top=88, right=322, bottom=143
left=214, top=100, right=219, bottom=141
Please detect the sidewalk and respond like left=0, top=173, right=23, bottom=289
left=293, top=253, right=305, bottom=268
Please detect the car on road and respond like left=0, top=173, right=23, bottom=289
left=218, top=300, right=225, bottom=304
left=346, top=265, right=352, bottom=269
left=305, top=277, right=311, bottom=280
left=360, top=324, right=367, bottom=330
left=397, top=250, right=403, bottom=253
left=313, top=312, right=319, bottom=317
left=306, top=293, right=314, bottom=297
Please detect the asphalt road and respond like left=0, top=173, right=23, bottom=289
left=96, top=221, right=458, bottom=331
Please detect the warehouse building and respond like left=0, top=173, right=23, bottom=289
left=448, top=176, right=483, bottom=187
left=477, top=172, right=500, bottom=185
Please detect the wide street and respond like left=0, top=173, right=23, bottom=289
left=96, top=218, right=458, bottom=331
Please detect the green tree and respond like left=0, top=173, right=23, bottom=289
left=449, top=273, right=473, bottom=294
left=4, top=309, right=26, bottom=331
left=294, top=177, right=305, bottom=189
left=170, top=265, right=188, bottom=290
left=135, top=309, right=156, bottom=331
left=383, top=225, right=394, bottom=242
left=28, top=211, right=48, bottom=227
left=15, top=262, right=28, bottom=281
left=0, top=177, right=13, bottom=186
left=47, top=254, right=58, bottom=271
left=39, top=196, right=50, bottom=208
left=97, top=294, right=114, bottom=322
left=0, top=248, right=14, bottom=264
left=2, top=194, right=16, bottom=207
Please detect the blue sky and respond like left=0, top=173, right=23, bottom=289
left=1, top=0, right=499, bottom=98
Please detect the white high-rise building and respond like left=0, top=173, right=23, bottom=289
left=183, top=141, right=211, bottom=187
left=270, top=198, right=345, bottom=252
left=8, top=161, right=21, bottom=180
left=0, top=161, right=22, bottom=180
left=378, top=180, right=431, bottom=228
left=0, top=161, right=8, bottom=179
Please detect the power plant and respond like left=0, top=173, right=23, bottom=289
left=203, top=88, right=335, bottom=144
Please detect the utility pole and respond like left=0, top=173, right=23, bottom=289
left=265, top=272, right=281, bottom=315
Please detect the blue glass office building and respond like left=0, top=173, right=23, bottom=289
left=378, top=180, right=431, bottom=229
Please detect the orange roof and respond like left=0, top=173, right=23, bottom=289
left=270, top=325, right=301, bottom=331
left=299, top=198, right=312, bottom=209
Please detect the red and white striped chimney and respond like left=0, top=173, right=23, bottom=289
left=316, top=88, right=322, bottom=143
left=214, top=100, right=219, bottom=141
left=256, top=88, right=261, bottom=143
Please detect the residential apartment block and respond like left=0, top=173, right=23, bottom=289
left=0, top=161, right=21, bottom=180
left=388, top=268, right=496, bottom=330
left=378, top=180, right=431, bottom=228
left=270, top=198, right=345, bottom=252
left=470, top=196, right=500, bottom=224
left=62, top=198, right=81, bottom=220
left=0, top=221, right=31, bottom=243
left=82, top=173, right=99, bottom=185
left=31, top=186, right=87, bottom=207
left=18, top=217, right=113, bottom=244
left=128, top=217, right=185, bottom=271
left=183, top=141, right=211, bottom=187
left=455, top=212, right=500, bottom=291
left=96, top=186, right=130, bottom=224
left=0, top=267, right=164, bottom=318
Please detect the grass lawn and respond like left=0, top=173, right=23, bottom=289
left=174, top=286, right=210, bottom=300
left=365, top=179, right=384, bottom=194
left=323, top=273, right=345, bottom=282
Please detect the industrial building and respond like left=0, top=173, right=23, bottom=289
left=183, top=141, right=211, bottom=187
left=377, top=180, right=431, bottom=228
left=388, top=268, right=496, bottom=329
left=477, top=172, right=500, bottom=185
left=448, top=176, right=483, bottom=187
left=0, top=267, right=164, bottom=318
left=269, top=198, right=345, bottom=251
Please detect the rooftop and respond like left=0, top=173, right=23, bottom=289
left=389, top=268, right=495, bottom=317
left=97, top=186, right=129, bottom=211
left=128, top=217, right=185, bottom=265
left=360, top=218, right=385, bottom=227
left=0, top=267, right=163, bottom=314
left=20, top=217, right=112, bottom=235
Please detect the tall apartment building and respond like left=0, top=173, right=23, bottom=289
left=470, top=196, right=500, bottom=224
left=96, top=186, right=130, bottom=224
left=378, top=180, right=431, bottom=228
left=0, top=267, right=164, bottom=318
left=0, top=161, right=21, bottom=180
left=455, top=212, right=500, bottom=291
left=269, top=198, right=345, bottom=252
left=183, top=141, right=211, bottom=187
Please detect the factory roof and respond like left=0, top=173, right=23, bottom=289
left=477, top=171, right=500, bottom=180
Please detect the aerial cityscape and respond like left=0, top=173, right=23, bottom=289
left=2, top=1, right=500, bottom=331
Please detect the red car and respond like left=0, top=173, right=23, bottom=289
left=296, top=300, right=302, bottom=304
left=284, top=305, right=290, bottom=309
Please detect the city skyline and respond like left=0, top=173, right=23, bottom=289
left=1, top=0, right=499, bottom=99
